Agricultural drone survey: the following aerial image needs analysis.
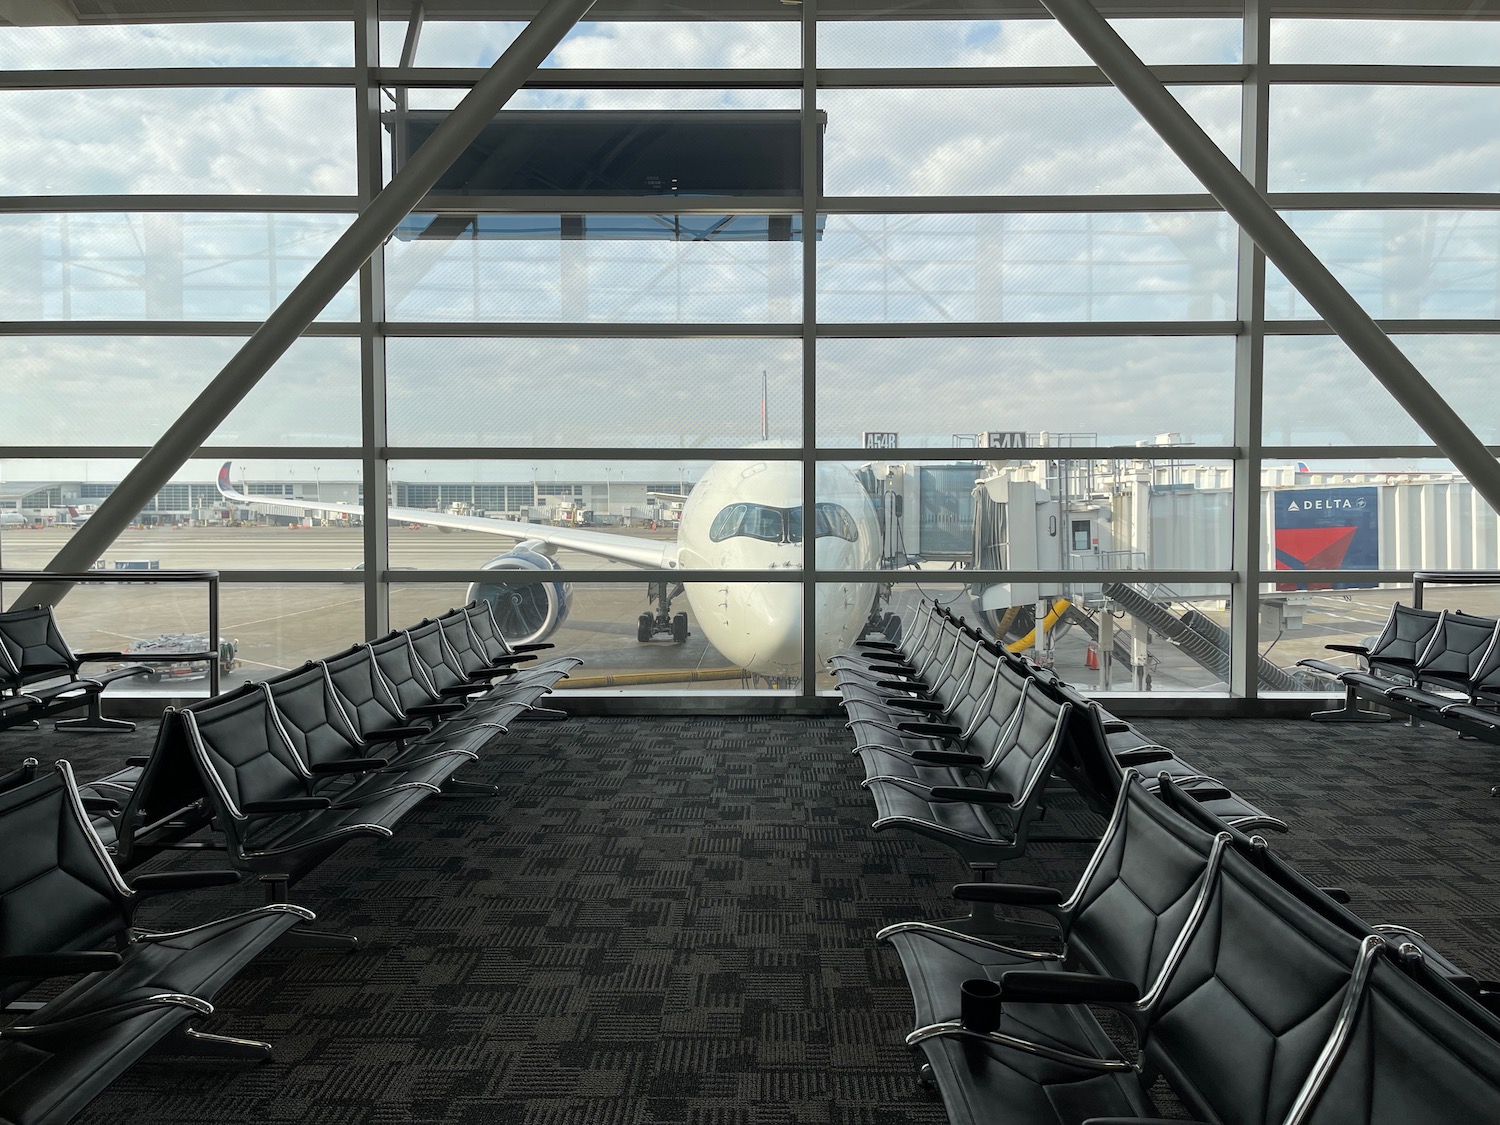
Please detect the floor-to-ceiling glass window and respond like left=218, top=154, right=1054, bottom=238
left=2, top=5, right=1496, bottom=705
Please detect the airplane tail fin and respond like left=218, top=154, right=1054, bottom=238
left=216, top=461, right=250, bottom=503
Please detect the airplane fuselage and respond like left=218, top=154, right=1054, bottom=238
left=675, top=458, right=881, bottom=679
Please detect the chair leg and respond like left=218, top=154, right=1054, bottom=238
left=164, top=1025, right=274, bottom=1062
left=1311, top=685, right=1390, bottom=723
left=54, top=695, right=136, bottom=732
left=260, top=873, right=359, bottom=949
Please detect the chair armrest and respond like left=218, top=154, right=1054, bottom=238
left=309, top=758, right=390, bottom=776
left=1185, top=785, right=1234, bottom=802
left=509, top=642, right=554, bottom=652
left=125, top=756, right=151, bottom=767
left=885, top=697, right=944, bottom=713
left=1321, top=886, right=1352, bottom=904
left=80, top=796, right=120, bottom=815
left=437, top=682, right=489, bottom=697
left=896, top=721, right=962, bottom=738
left=866, top=661, right=914, bottom=674
left=1114, top=748, right=1174, bottom=765
left=952, top=883, right=1064, bottom=907
left=486, top=653, right=538, bottom=666
left=361, top=726, right=428, bottom=744
left=872, top=679, right=924, bottom=692
left=855, top=639, right=900, bottom=650
left=242, top=797, right=331, bottom=815
left=1100, top=719, right=1132, bottom=733
left=1001, top=970, right=1140, bottom=1005
left=0, top=951, right=124, bottom=979
left=908, top=749, right=985, bottom=767
left=406, top=701, right=464, bottom=717
left=1324, top=643, right=1370, bottom=656
left=129, top=870, right=241, bottom=898
left=929, top=786, right=1015, bottom=806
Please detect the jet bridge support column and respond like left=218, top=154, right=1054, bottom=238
left=1037, top=0, right=1500, bottom=518
left=11, top=0, right=601, bottom=612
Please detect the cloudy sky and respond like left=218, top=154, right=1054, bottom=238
left=1, top=14, right=1498, bottom=485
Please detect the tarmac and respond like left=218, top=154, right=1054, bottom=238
left=3, top=523, right=1494, bottom=699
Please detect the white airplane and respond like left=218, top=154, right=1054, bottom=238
left=216, top=457, right=886, bottom=682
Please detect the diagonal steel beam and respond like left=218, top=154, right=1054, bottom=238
left=13, top=0, right=598, bottom=611
left=1038, top=0, right=1500, bottom=514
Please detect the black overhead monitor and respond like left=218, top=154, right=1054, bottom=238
left=387, top=109, right=825, bottom=242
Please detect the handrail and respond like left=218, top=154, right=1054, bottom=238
left=1412, top=571, right=1500, bottom=610
left=0, top=569, right=222, bottom=697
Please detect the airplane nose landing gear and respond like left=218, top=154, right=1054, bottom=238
left=636, top=581, right=692, bottom=643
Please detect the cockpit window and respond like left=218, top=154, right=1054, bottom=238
left=709, top=502, right=860, bottom=544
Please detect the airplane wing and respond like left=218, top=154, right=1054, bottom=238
left=215, top=463, right=678, bottom=570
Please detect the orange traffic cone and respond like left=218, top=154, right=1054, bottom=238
left=1085, top=642, right=1099, bottom=671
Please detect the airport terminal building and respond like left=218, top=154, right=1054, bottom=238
left=3, top=2, right=1500, bottom=1124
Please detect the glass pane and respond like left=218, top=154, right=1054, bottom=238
left=823, top=454, right=1231, bottom=574
left=390, top=580, right=797, bottom=692
left=0, top=22, right=352, bottom=68
left=384, top=228, right=799, bottom=322
left=1262, top=335, right=1500, bottom=447
left=816, top=337, right=1235, bottom=447
left=1261, top=460, right=1499, bottom=575
left=0, top=89, right=355, bottom=196
left=818, top=213, right=1237, bottom=322
left=1267, top=212, right=1500, bottom=320
left=820, top=17, right=1241, bottom=68
left=4, top=577, right=222, bottom=701
left=387, top=338, right=801, bottom=447
left=385, top=456, right=807, bottom=569
left=380, top=19, right=799, bottom=69
left=0, top=458, right=366, bottom=571
left=821, top=87, right=1240, bottom=196
left=830, top=579, right=1235, bottom=694
left=1270, top=87, right=1500, bottom=194
left=403, top=89, right=799, bottom=112
left=219, top=583, right=365, bottom=680
left=1270, top=18, right=1500, bottom=65
left=0, top=337, right=360, bottom=447
left=0, top=213, right=357, bottom=321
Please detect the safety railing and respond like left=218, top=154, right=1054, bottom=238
left=0, top=569, right=223, bottom=697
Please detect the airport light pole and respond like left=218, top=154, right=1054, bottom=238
left=11, top=0, right=602, bottom=612
left=1037, top=0, right=1500, bottom=516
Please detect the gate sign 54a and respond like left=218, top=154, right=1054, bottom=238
left=1273, top=487, right=1378, bottom=591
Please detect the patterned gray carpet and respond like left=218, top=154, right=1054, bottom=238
left=5, top=707, right=1498, bottom=1124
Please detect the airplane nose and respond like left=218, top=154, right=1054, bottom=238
left=747, top=582, right=803, bottom=673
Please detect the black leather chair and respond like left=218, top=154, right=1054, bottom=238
left=263, top=666, right=476, bottom=801
left=320, top=643, right=492, bottom=760
left=460, top=601, right=582, bottom=688
left=880, top=771, right=1227, bottom=1023
left=0, top=606, right=153, bottom=732
left=0, top=761, right=313, bottom=1125
left=907, top=835, right=1377, bottom=1125
left=862, top=683, right=1071, bottom=875
left=367, top=631, right=516, bottom=733
left=179, top=684, right=435, bottom=916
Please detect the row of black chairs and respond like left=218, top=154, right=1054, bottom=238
left=1301, top=601, right=1500, bottom=745
left=83, top=602, right=580, bottom=896
left=1, top=601, right=578, bottom=1125
left=831, top=601, right=1285, bottom=900
left=879, top=770, right=1500, bottom=1125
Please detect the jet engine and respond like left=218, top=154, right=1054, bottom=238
left=465, top=542, right=573, bottom=646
